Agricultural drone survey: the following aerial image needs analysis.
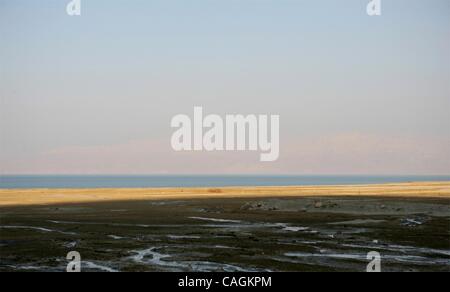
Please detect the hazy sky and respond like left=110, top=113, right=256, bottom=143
left=1, top=0, right=449, bottom=175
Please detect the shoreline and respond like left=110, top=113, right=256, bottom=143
left=0, top=181, right=449, bottom=207
left=1, top=182, right=449, bottom=272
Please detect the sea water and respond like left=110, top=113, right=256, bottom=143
left=0, top=175, right=449, bottom=189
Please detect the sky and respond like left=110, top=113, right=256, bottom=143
left=0, top=0, right=449, bottom=175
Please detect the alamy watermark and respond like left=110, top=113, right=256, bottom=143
left=66, top=0, right=81, bottom=16
left=64, top=250, right=380, bottom=272
left=367, top=0, right=382, bottom=16
left=171, top=107, right=280, bottom=162
left=65, top=1, right=380, bottom=17
left=64, top=1, right=380, bottom=17
left=366, top=251, right=382, bottom=272
left=66, top=251, right=81, bottom=272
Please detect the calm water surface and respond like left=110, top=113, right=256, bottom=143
left=0, top=175, right=449, bottom=189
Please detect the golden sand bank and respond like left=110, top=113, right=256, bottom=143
left=0, top=181, right=449, bottom=207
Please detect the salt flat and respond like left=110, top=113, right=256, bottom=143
left=1, top=182, right=449, bottom=272
left=0, top=195, right=449, bottom=272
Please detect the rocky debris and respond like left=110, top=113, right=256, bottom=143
left=63, top=241, right=78, bottom=248
left=241, top=200, right=342, bottom=212
left=314, top=202, right=323, bottom=208
left=240, top=201, right=278, bottom=211
left=198, top=207, right=224, bottom=214
left=400, top=215, right=430, bottom=227
left=313, top=201, right=339, bottom=209
left=239, top=203, right=253, bottom=211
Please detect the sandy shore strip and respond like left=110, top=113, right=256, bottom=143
left=0, top=181, right=449, bottom=207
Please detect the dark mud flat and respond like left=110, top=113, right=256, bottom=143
left=0, top=197, right=449, bottom=272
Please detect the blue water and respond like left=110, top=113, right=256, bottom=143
left=0, top=175, right=449, bottom=189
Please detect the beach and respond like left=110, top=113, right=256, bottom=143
left=0, top=181, right=449, bottom=207
left=0, top=182, right=449, bottom=272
